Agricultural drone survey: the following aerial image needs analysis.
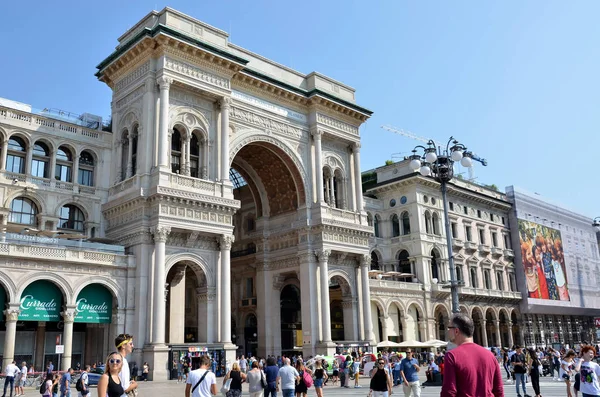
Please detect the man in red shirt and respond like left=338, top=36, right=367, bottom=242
left=440, top=313, right=504, bottom=397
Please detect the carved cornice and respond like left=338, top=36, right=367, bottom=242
left=114, top=60, right=152, bottom=93
left=154, top=186, right=241, bottom=209
left=316, top=113, right=359, bottom=135
left=152, top=226, right=171, bottom=243
left=165, top=57, right=230, bottom=90
left=263, top=257, right=299, bottom=271
left=230, top=106, right=305, bottom=140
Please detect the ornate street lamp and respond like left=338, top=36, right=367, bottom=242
left=409, top=137, right=475, bottom=314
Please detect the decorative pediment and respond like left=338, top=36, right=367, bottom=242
left=481, top=258, right=494, bottom=267
left=454, top=253, right=466, bottom=262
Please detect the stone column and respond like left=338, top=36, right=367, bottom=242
left=181, top=137, right=188, bottom=175
left=25, top=144, right=33, bottom=175
left=360, top=255, right=375, bottom=345
left=201, top=139, right=209, bottom=179
left=418, top=321, right=427, bottom=342
left=480, top=321, right=488, bottom=347
left=219, top=98, right=231, bottom=181
left=126, top=135, right=134, bottom=178
left=341, top=298, right=357, bottom=341
left=2, top=306, right=19, bottom=369
left=508, top=322, right=514, bottom=348
left=220, top=235, right=234, bottom=343
left=494, top=320, right=501, bottom=348
left=197, top=287, right=216, bottom=343
left=168, top=265, right=186, bottom=344
left=329, top=174, right=336, bottom=207
left=157, top=77, right=172, bottom=169
left=299, top=253, right=319, bottom=357
left=355, top=266, right=364, bottom=341
left=313, top=130, right=325, bottom=203
left=380, top=316, right=389, bottom=341
left=400, top=317, right=408, bottom=342
left=0, top=140, right=8, bottom=170
left=35, top=322, right=46, bottom=369
left=186, top=135, right=192, bottom=176
left=352, top=142, right=363, bottom=212
left=61, top=307, right=76, bottom=370
left=317, top=250, right=332, bottom=342
left=152, top=226, right=170, bottom=344
left=115, top=140, right=123, bottom=183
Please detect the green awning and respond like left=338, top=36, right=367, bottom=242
left=19, top=281, right=62, bottom=321
left=75, top=284, right=112, bottom=324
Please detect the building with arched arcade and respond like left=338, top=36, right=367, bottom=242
left=364, top=160, right=524, bottom=348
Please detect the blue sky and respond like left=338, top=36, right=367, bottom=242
left=1, top=1, right=598, bottom=218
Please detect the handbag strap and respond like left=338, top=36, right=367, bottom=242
left=192, top=370, right=209, bottom=394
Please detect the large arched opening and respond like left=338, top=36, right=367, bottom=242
left=280, top=284, right=302, bottom=355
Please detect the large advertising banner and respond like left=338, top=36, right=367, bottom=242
left=518, top=220, right=570, bottom=301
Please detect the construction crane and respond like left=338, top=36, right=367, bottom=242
left=381, top=125, right=488, bottom=181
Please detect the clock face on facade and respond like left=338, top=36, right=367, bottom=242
left=390, top=199, right=396, bottom=207
left=400, top=196, right=407, bottom=205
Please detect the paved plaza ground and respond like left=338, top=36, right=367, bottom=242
left=15, top=372, right=575, bottom=397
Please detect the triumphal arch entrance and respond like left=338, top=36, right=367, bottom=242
left=97, top=7, right=373, bottom=379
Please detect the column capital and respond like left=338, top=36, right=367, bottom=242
left=157, top=76, right=173, bottom=90
left=219, top=234, right=235, bottom=250
left=61, top=309, right=77, bottom=324
left=152, top=226, right=171, bottom=243
left=312, top=129, right=324, bottom=139
left=315, top=249, right=331, bottom=263
left=4, top=308, right=20, bottom=322
left=219, top=97, right=232, bottom=109
left=352, top=142, right=361, bottom=152
left=360, top=254, right=371, bottom=267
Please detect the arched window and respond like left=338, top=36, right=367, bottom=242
left=456, top=265, right=463, bottom=283
left=431, top=249, right=441, bottom=281
left=374, top=215, right=381, bottom=238
left=470, top=268, right=478, bottom=288
left=432, top=212, right=441, bottom=235
left=78, top=151, right=95, bottom=186
left=31, top=141, right=50, bottom=178
left=55, top=146, right=73, bottom=182
left=190, top=133, right=200, bottom=178
left=334, top=169, right=344, bottom=209
left=9, top=197, right=38, bottom=225
left=59, top=204, right=85, bottom=231
left=401, top=211, right=411, bottom=235
left=391, top=214, right=400, bottom=237
left=367, top=213, right=373, bottom=227
left=6, top=136, right=26, bottom=174
left=425, top=211, right=432, bottom=234
left=171, top=128, right=182, bottom=174
left=370, top=251, right=380, bottom=270
left=398, top=250, right=411, bottom=274
left=496, top=271, right=504, bottom=291
left=131, top=129, right=138, bottom=176
left=484, top=270, right=492, bottom=289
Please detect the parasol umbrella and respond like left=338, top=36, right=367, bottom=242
left=377, top=340, right=401, bottom=348
left=396, top=340, right=433, bottom=348
left=425, top=339, right=448, bottom=348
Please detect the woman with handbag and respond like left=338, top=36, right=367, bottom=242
left=247, top=361, right=266, bottom=397
left=294, top=360, right=313, bottom=397
left=224, top=362, right=246, bottom=397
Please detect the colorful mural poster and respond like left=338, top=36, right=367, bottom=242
left=518, top=219, right=570, bottom=301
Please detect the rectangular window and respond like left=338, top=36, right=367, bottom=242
left=31, top=160, right=47, bottom=178
left=478, top=229, right=486, bottom=244
left=490, top=214, right=495, bottom=222
left=55, top=164, right=72, bottom=182
left=451, top=222, right=458, bottom=238
left=190, top=158, right=199, bottom=178
left=78, top=169, right=94, bottom=186
left=465, top=226, right=472, bottom=242
left=171, top=155, right=181, bottom=174
left=6, top=155, right=24, bottom=174
left=492, top=232, right=498, bottom=247
left=501, top=216, right=505, bottom=225
left=477, top=209, right=482, bottom=218
left=449, top=202, right=454, bottom=211
left=509, top=273, right=516, bottom=291
left=245, top=277, right=254, bottom=298
left=463, top=206, right=468, bottom=215
left=504, top=233, right=511, bottom=249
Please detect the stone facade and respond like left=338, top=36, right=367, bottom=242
left=364, top=160, right=523, bottom=348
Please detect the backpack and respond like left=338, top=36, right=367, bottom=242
left=302, top=370, right=313, bottom=388
left=75, top=372, right=86, bottom=391
left=39, top=380, right=46, bottom=394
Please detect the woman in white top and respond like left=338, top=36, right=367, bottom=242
left=580, top=345, right=600, bottom=397
left=560, top=350, right=576, bottom=397
left=246, top=361, right=265, bottom=397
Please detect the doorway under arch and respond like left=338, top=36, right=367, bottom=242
left=280, top=284, right=302, bottom=354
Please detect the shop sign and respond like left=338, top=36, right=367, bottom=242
left=594, top=317, right=600, bottom=327
left=19, top=281, right=62, bottom=321
left=75, top=284, right=112, bottom=324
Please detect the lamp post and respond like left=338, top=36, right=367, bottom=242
left=409, top=137, right=475, bottom=314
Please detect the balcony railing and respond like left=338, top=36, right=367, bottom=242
left=503, top=249, right=515, bottom=258
left=491, top=247, right=503, bottom=257
left=2, top=171, right=99, bottom=196
left=478, top=244, right=491, bottom=254
left=369, top=278, right=423, bottom=292
left=452, top=238, right=464, bottom=249
left=464, top=241, right=477, bottom=251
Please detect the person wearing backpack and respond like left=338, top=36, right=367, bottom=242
left=76, top=365, right=90, bottom=396
left=41, top=373, right=54, bottom=397
left=294, top=360, right=313, bottom=397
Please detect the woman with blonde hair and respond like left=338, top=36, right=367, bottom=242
left=295, top=360, right=313, bottom=397
left=97, top=352, right=125, bottom=397
left=224, top=361, right=246, bottom=397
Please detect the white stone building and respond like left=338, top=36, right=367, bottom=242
left=364, top=160, right=523, bottom=348
left=0, top=7, right=375, bottom=380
